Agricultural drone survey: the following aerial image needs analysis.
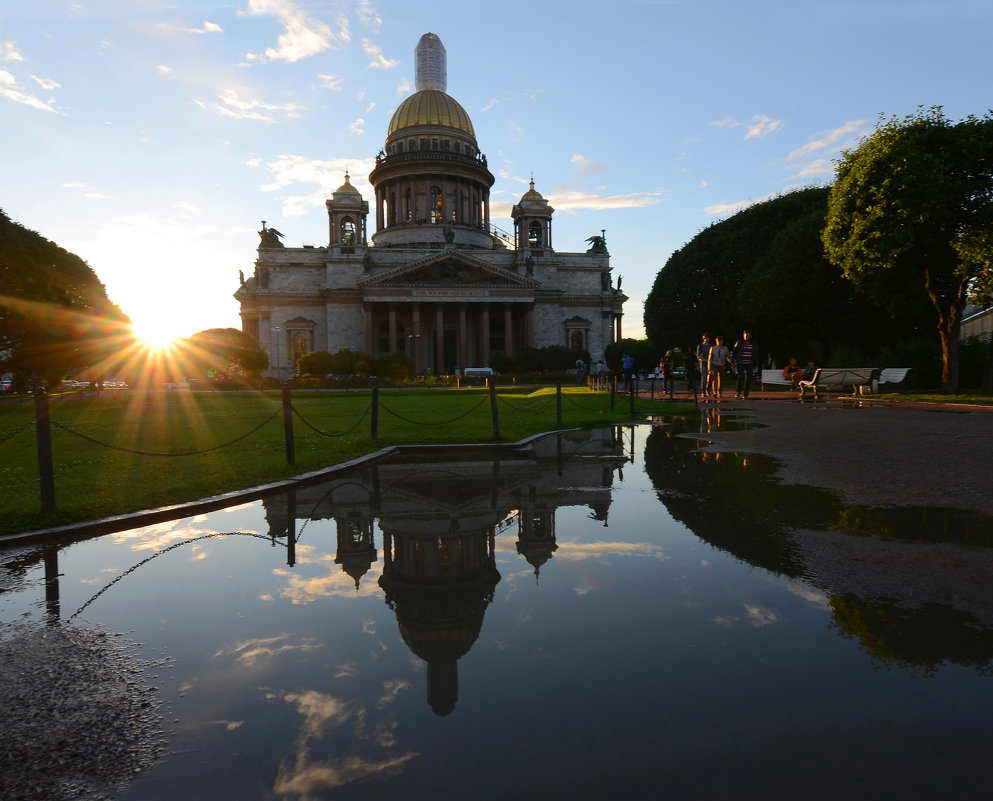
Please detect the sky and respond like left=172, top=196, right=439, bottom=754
left=2, top=0, right=991, bottom=346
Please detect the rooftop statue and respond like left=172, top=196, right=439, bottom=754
left=258, top=222, right=284, bottom=249
left=586, top=234, right=608, bottom=255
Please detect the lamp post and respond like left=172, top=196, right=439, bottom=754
left=273, top=326, right=280, bottom=381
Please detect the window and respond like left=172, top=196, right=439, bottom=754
left=340, top=219, right=355, bottom=245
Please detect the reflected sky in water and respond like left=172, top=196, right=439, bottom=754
left=3, top=416, right=993, bottom=800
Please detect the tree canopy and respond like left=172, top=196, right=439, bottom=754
left=0, top=208, right=130, bottom=389
left=183, top=328, right=268, bottom=380
left=644, top=188, right=931, bottom=366
left=823, top=107, right=993, bottom=392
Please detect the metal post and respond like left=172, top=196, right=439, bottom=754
left=34, top=392, right=55, bottom=514
left=489, top=381, right=501, bottom=440
left=629, top=382, right=636, bottom=417
left=610, top=373, right=616, bottom=410
left=282, top=385, right=295, bottom=466
left=371, top=384, right=379, bottom=440
left=556, top=383, right=562, bottom=425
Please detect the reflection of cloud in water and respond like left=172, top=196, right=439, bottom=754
left=270, top=688, right=419, bottom=797
left=214, top=634, right=321, bottom=668
left=713, top=604, right=784, bottom=628
left=271, top=546, right=383, bottom=604
left=760, top=573, right=830, bottom=609
left=109, top=518, right=262, bottom=552
left=554, top=540, right=669, bottom=561
left=377, top=679, right=410, bottom=710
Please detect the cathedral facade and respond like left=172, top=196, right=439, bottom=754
left=236, top=33, right=626, bottom=379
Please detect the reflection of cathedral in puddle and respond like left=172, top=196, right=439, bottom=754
left=262, top=427, right=629, bottom=713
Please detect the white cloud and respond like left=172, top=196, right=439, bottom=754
left=62, top=181, right=107, bottom=199
left=549, top=189, right=664, bottom=213
left=155, top=65, right=175, bottom=78
left=242, top=0, right=349, bottom=64
left=30, top=75, right=60, bottom=90
left=569, top=153, right=607, bottom=183
left=259, top=154, right=376, bottom=217
left=361, top=38, right=399, bottom=70
left=349, top=118, right=364, bottom=135
left=185, top=21, right=223, bottom=35
left=710, top=117, right=739, bottom=129
left=194, top=88, right=306, bottom=122
left=394, top=77, right=411, bottom=99
left=744, top=114, right=785, bottom=139
left=788, top=119, right=869, bottom=160
left=317, top=73, right=344, bottom=91
left=1, top=41, right=25, bottom=63
left=0, top=69, right=63, bottom=114
left=357, top=3, right=383, bottom=31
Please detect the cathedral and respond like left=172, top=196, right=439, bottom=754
left=236, top=33, right=626, bottom=379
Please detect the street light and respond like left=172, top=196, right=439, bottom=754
left=273, top=326, right=280, bottom=379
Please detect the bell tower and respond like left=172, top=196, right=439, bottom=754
left=325, top=172, right=369, bottom=248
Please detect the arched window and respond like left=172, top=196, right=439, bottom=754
left=528, top=222, right=542, bottom=246
left=340, top=219, right=355, bottom=245
left=430, top=186, right=442, bottom=223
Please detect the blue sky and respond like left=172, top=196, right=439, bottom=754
left=2, top=0, right=990, bottom=344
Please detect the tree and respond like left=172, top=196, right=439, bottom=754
left=0, top=208, right=130, bottom=389
left=297, top=350, right=335, bottom=377
left=823, top=107, right=993, bottom=392
left=183, top=328, right=267, bottom=380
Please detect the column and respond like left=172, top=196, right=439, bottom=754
left=412, top=304, right=422, bottom=374
left=458, top=304, right=468, bottom=369
left=525, top=306, right=535, bottom=348
left=364, top=304, right=374, bottom=355
left=388, top=304, right=397, bottom=354
left=504, top=304, right=514, bottom=356
left=481, top=303, right=490, bottom=366
left=435, top=303, right=445, bottom=374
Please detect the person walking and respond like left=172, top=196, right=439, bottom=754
left=621, top=352, right=635, bottom=392
left=708, top=335, right=731, bottom=399
left=696, top=333, right=713, bottom=396
left=732, top=330, right=759, bottom=399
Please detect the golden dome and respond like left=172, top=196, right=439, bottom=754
left=388, top=89, right=476, bottom=139
left=334, top=172, right=360, bottom=196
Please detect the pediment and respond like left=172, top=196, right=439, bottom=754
left=360, top=249, right=538, bottom=288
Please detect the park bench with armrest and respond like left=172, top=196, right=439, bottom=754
left=873, top=368, right=911, bottom=392
left=798, top=368, right=877, bottom=399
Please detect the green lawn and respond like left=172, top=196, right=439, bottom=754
left=0, top=386, right=676, bottom=535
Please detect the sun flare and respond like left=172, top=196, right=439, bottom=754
left=132, top=320, right=183, bottom=351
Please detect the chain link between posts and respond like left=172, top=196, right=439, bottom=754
left=378, top=394, right=488, bottom=426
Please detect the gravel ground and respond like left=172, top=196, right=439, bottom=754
left=0, top=621, right=166, bottom=801
left=689, top=398, right=993, bottom=514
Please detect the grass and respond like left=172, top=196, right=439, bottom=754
left=0, top=385, right=677, bottom=536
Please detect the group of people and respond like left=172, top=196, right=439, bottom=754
left=694, top=330, right=760, bottom=400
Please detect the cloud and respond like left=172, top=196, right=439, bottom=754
left=788, top=119, right=870, bottom=160
left=545, top=189, right=664, bottom=213
left=710, top=117, right=739, bottom=129
left=744, top=114, right=785, bottom=139
left=258, top=154, right=377, bottom=218
left=154, top=65, right=175, bottom=78
left=1, top=41, right=25, bottom=63
left=214, top=634, right=321, bottom=668
left=194, top=88, right=306, bottom=122
left=350, top=118, right=364, bottom=135
left=0, top=67, right=63, bottom=114
left=704, top=185, right=806, bottom=218
left=394, top=77, right=412, bottom=99
left=241, top=0, right=349, bottom=64
left=185, top=21, right=223, bottom=35
left=62, top=181, right=107, bottom=200
left=357, top=3, right=383, bottom=32
left=30, top=75, right=61, bottom=91
left=713, top=604, right=784, bottom=628
left=362, top=38, right=399, bottom=70
left=318, top=73, right=344, bottom=91
left=569, top=153, right=607, bottom=183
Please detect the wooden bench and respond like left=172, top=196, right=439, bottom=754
left=798, top=368, right=877, bottom=399
left=874, top=367, right=911, bottom=392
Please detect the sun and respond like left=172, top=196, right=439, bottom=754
left=132, top=319, right=183, bottom=351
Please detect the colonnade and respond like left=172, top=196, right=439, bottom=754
left=363, top=301, right=533, bottom=374
left=374, top=174, right=490, bottom=230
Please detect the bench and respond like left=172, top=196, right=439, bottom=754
left=799, top=368, right=877, bottom=399
left=873, top=367, right=911, bottom=392
left=760, top=369, right=795, bottom=390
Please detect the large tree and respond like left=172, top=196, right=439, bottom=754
left=823, top=107, right=993, bottom=393
left=645, top=188, right=929, bottom=365
left=0, top=208, right=130, bottom=389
